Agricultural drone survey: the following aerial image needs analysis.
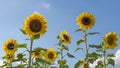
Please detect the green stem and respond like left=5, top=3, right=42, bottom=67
left=60, top=45, right=64, bottom=68
left=84, top=30, right=88, bottom=63
left=28, top=39, right=33, bottom=68
left=103, top=47, right=106, bottom=68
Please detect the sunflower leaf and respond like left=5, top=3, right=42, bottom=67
left=87, top=32, right=100, bottom=36
left=74, top=60, right=82, bottom=68
left=20, top=29, right=27, bottom=35
left=76, top=39, right=84, bottom=45
left=62, top=45, right=69, bottom=51
left=74, top=48, right=84, bottom=52
left=89, top=44, right=102, bottom=49
left=17, top=43, right=27, bottom=48
left=75, top=28, right=83, bottom=32
left=31, top=34, right=40, bottom=40
left=67, top=53, right=75, bottom=58
left=107, top=54, right=115, bottom=57
left=36, top=58, right=51, bottom=64
left=107, top=58, right=115, bottom=67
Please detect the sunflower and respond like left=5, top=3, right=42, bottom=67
left=81, top=61, right=88, bottom=68
left=5, top=53, right=15, bottom=63
left=46, top=48, right=57, bottom=62
left=76, top=12, right=95, bottom=30
left=104, top=32, right=119, bottom=49
left=60, top=30, right=72, bottom=44
left=32, top=48, right=43, bottom=58
left=23, top=12, right=47, bottom=37
left=3, top=39, right=18, bottom=53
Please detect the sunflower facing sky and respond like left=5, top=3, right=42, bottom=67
left=3, top=39, right=18, bottom=54
left=5, top=53, right=15, bottom=63
left=60, top=30, right=72, bottom=44
left=46, top=48, right=57, bottom=63
left=23, top=12, right=47, bottom=37
left=81, top=61, right=88, bottom=68
left=104, top=32, right=119, bottom=49
left=32, top=48, right=43, bottom=58
left=76, top=12, right=96, bottom=30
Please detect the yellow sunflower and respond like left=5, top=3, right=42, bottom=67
left=32, top=48, right=43, bottom=58
left=60, top=30, right=72, bottom=44
left=23, top=12, right=47, bottom=37
left=3, top=39, right=18, bottom=53
left=46, top=48, right=57, bottom=62
left=104, top=32, right=119, bottom=49
left=76, top=12, right=95, bottom=30
left=81, top=61, right=88, bottom=68
left=5, top=53, right=15, bottom=63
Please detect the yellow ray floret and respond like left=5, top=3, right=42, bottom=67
left=32, top=48, right=43, bottom=58
left=104, top=32, right=119, bottom=49
left=46, top=48, right=57, bottom=62
left=5, top=53, right=15, bottom=63
left=60, top=30, right=72, bottom=44
left=76, top=12, right=96, bottom=30
left=23, top=12, right=47, bottom=37
left=3, top=39, right=18, bottom=53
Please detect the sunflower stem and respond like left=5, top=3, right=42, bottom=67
left=103, top=47, right=106, bottom=68
left=28, top=39, right=33, bottom=68
left=84, top=30, right=88, bottom=63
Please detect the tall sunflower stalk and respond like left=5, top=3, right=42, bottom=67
left=22, top=12, right=47, bottom=68
left=57, top=30, right=73, bottom=68
left=74, top=12, right=96, bottom=68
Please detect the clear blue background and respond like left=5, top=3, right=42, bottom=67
left=0, top=0, right=120, bottom=68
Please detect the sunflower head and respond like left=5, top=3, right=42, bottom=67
left=76, top=12, right=96, bottom=30
left=3, top=39, right=18, bottom=53
left=81, top=61, right=88, bottom=68
left=23, top=12, right=47, bottom=38
left=32, top=48, right=43, bottom=58
left=46, top=48, right=57, bottom=63
left=104, top=32, right=119, bottom=49
left=60, top=30, right=72, bottom=44
left=5, top=53, right=15, bottom=63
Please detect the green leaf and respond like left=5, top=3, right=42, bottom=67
left=74, top=48, right=84, bottom=52
left=107, top=54, right=115, bottom=57
left=62, top=45, right=69, bottom=51
left=87, top=32, right=100, bottom=36
left=76, top=39, right=84, bottom=45
left=67, top=53, right=75, bottom=58
left=89, top=44, right=102, bottom=49
left=56, top=35, right=60, bottom=39
left=107, top=58, right=115, bottom=67
left=17, top=43, right=27, bottom=48
left=95, top=60, right=103, bottom=68
left=74, top=28, right=83, bottom=32
left=96, top=49, right=103, bottom=52
left=20, top=29, right=26, bottom=35
left=36, top=58, right=50, bottom=64
left=74, top=60, right=82, bottom=68
left=31, top=34, right=40, bottom=40
left=88, top=52, right=102, bottom=64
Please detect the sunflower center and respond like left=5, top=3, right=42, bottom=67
left=82, top=17, right=91, bottom=25
left=48, top=52, right=54, bottom=59
left=63, top=34, right=69, bottom=41
left=29, top=19, right=42, bottom=32
left=35, top=52, right=40, bottom=56
left=107, top=37, right=114, bottom=45
left=7, top=43, right=14, bottom=50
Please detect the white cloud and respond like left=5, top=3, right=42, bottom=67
left=90, top=49, right=120, bottom=68
left=0, top=59, right=4, bottom=66
left=42, top=3, right=51, bottom=10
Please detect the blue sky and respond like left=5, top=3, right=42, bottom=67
left=0, top=0, right=120, bottom=68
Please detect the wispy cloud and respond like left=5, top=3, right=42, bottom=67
left=90, top=49, right=120, bottom=68
left=42, top=3, right=51, bottom=10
